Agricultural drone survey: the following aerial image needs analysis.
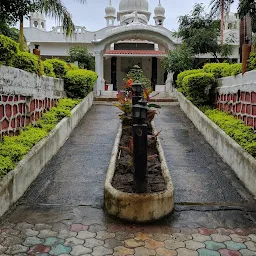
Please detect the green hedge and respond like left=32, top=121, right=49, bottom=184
left=64, top=69, right=98, bottom=98
left=0, top=34, right=18, bottom=66
left=0, top=98, right=80, bottom=178
left=247, top=52, right=256, bottom=71
left=42, top=61, right=56, bottom=78
left=180, top=72, right=216, bottom=105
left=68, top=64, right=79, bottom=70
left=176, top=69, right=203, bottom=88
left=221, top=63, right=242, bottom=77
left=202, top=108, right=256, bottom=158
left=13, top=52, right=39, bottom=74
left=44, top=59, right=69, bottom=78
left=203, top=63, right=230, bottom=78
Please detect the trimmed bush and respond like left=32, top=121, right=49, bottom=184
left=13, top=52, right=39, bottom=74
left=0, top=34, right=18, bottom=66
left=44, top=59, right=69, bottom=78
left=176, top=69, right=203, bottom=88
left=247, top=52, right=256, bottom=71
left=221, top=63, right=242, bottom=77
left=64, top=69, right=97, bottom=98
left=181, top=72, right=216, bottom=105
left=202, top=108, right=256, bottom=158
left=42, top=61, right=56, bottom=78
left=68, top=64, right=79, bottom=70
left=203, top=63, right=229, bottom=78
left=0, top=98, right=80, bottom=178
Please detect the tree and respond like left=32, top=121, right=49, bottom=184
left=177, top=3, right=233, bottom=60
left=162, top=43, right=194, bottom=74
left=68, top=45, right=95, bottom=70
left=209, top=0, right=234, bottom=43
left=0, top=0, right=86, bottom=51
left=237, top=0, right=256, bottom=33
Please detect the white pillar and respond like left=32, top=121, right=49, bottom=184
left=95, top=51, right=104, bottom=96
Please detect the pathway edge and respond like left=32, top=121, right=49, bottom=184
left=0, top=92, right=94, bottom=217
left=175, top=90, right=256, bottom=197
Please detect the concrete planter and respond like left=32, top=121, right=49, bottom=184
left=104, top=122, right=174, bottom=223
left=0, top=92, right=94, bottom=217
left=175, top=90, right=256, bottom=197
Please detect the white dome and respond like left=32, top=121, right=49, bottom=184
left=154, top=4, right=165, bottom=16
left=105, top=4, right=116, bottom=16
left=119, top=0, right=149, bottom=12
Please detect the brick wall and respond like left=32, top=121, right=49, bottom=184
left=216, top=70, right=256, bottom=130
left=0, top=66, right=65, bottom=136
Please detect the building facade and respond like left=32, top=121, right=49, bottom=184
left=24, top=0, right=240, bottom=96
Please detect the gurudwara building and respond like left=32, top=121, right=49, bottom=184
left=24, top=0, right=240, bottom=96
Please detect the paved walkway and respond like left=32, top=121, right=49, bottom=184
left=0, top=103, right=256, bottom=256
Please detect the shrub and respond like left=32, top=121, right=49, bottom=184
left=13, top=52, right=39, bottom=74
left=203, top=63, right=229, bottom=78
left=176, top=69, right=203, bottom=88
left=64, top=69, right=97, bottom=98
left=0, top=34, right=18, bottom=66
left=247, top=52, right=256, bottom=71
left=221, top=63, right=242, bottom=77
left=181, top=72, right=216, bottom=105
left=44, top=59, right=69, bottom=78
left=0, top=98, right=80, bottom=178
left=202, top=108, right=256, bottom=158
left=68, top=64, right=79, bottom=70
left=42, top=61, right=56, bottom=77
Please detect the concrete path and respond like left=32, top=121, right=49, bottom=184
left=0, top=103, right=256, bottom=256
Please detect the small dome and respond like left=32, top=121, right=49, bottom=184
left=154, top=3, right=165, bottom=16
left=119, top=0, right=149, bottom=12
left=105, top=3, right=116, bottom=16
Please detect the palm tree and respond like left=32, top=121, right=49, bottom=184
left=19, top=0, right=86, bottom=51
left=209, top=0, right=234, bottom=44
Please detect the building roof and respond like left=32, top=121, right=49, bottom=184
left=104, top=50, right=166, bottom=56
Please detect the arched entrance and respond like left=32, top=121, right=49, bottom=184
left=92, top=24, right=175, bottom=96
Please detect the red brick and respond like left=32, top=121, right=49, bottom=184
left=35, top=112, right=39, bottom=121
left=21, top=117, right=25, bottom=126
left=26, top=117, right=30, bottom=125
left=20, top=96, right=26, bottom=100
left=0, top=105, right=4, bottom=119
left=8, top=96, right=13, bottom=101
left=30, top=100, right=36, bottom=112
left=246, top=92, right=251, bottom=102
left=2, top=96, right=8, bottom=102
left=12, top=105, right=18, bottom=115
left=232, top=105, right=236, bottom=112
left=14, top=96, right=18, bottom=101
left=254, top=118, right=256, bottom=130
left=1, top=119, right=9, bottom=130
left=246, top=104, right=252, bottom=115
left=252, top=92, right=256, bottom=103
left=228, top=104, right=232, bottom=111
left=220, top=94, right=224, bottom=101
left=241, top=104, right=246, bottom=114
left=36, top=100, right=39, bottom=109
left=224, top=104, right=229, bottom=112
left=227, top=94, right=231, bottom=101
left=224, top=94, right=227, bottom=101
left=11, top=118, right=16, bottom=128
left=241, top=91, right=246, bottom=101
left=247, top=117, right=253, bottom=127
left=233, top=93, right=237, bottom=102
left=16, top=116, right=21, bottom=127
left=39, top=100, right=43, bottom=109
left=252, top=105, right=256, bottom=116
left=18, top=104, right=23, bottom=114
left=236, top=103, right=241, bottom=112
left=5, top=104, right=12, bottom=118
left=237, top=115, right=242, bottom=120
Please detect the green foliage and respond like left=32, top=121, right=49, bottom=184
left=42, top=61, right=56, bottom=77
left=181, top=72, right=216, bottom=105
left=124, top=65, right=151, bottom=88
left=247, top=52, right=256, bottom=71
left=0, top=156, right=15, bottom=178
left=69, top=64, right=79, bottom=70
left=221, top=63, right=242, bottom=77
left=176, top=69, right=203, bottom=88
left=0, top=22, right=20, bottom=42
left=0, top=34, right=18, bottom=66
left=0, top=98, right=80, bottom=178
left=203, top=63, right=229, bottom=78
left=202, top=108, right=256, bottom=158
left=163, top=43, right=194, bottom=74
left=13, top=52, right=39, bottom=74
left=68, top=46, right=95, bottom=70
left=44, top=59, right=69, bottom=78
left=64, top=69, right=97, bottom=98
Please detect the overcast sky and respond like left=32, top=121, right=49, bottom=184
left=25, top=0, right=239, bottom=32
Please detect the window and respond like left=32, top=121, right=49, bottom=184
left=41, top=22, right=44, bottom=29
left=33, top=21, right=38, bottom=28
left=228, top=23, right=232, bottom=29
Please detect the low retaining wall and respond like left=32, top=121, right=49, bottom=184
left=175, top=90, right=256, bottom=197
left=216, top=70, right=256, bottom=130
left=0, top=66, right=65, bottom=136
left=0, top=92, right=94, bottom=217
